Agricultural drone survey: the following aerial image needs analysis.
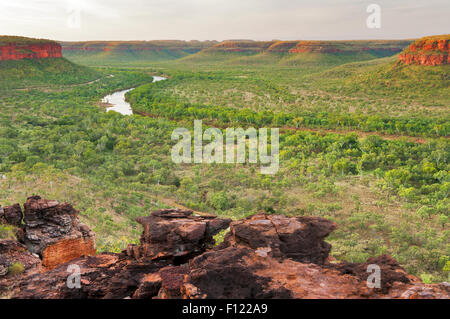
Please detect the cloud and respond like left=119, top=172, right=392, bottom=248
left=0, top=0, right=448, bottom=40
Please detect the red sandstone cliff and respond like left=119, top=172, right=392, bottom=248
left=399, top=35, right=449, bottom=66
left=207, top=40, right=409, bottom=55
left=0, top=41, right=62, bottom=62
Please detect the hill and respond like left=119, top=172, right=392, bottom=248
left=60, top=39, right=412, bottom=67
left=0, top=36, right=62, bottom=61
left=61, top=40, right=218, bottom=66
left=179, top=39, right=411, bottom=67
left=0, top=36, right=100, bottom=89
left=399, top=34, right=449, bottom=66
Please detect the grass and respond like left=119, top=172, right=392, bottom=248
left=0, top=58, right=100, bottom=89
left=0, top=37, right=448, bottom=282
left=8, top=262, right=24, bottom=276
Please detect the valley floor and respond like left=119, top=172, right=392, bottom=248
left=0, top=54, right=449, bottom=282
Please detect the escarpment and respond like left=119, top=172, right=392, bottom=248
left=0, top=37, right=62, bottom=61
left=206, top=40, right=410, bottom=55
left=61, top=39, right=410, bottom=59
left=0, top=196, right=96, bottom=271
left=1, top=196, right=449, bottom=299
left=61, top=40, right=217, bottom=55
left=399, top=35, right=449, bottom=66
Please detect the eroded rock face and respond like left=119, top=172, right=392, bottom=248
left=127, top=209, right=231, bottom=264
left=0, top=43, right=62, bottom=61
left=0, top=204, right=23, bottom=227
left=13, top=253, right=164, bottom=299
left=23, top=196, right=96, bottom=268
left=399, top=35, right=449, bottom=66
left=220, top=214, right=336, bottom=264
left=2, top=200, right=448, bottom=300
left=0, top=240, right=41, bottom=296
left=0, top=240, right=41, bottom=276
left=181, top=247, right=294, bottom=299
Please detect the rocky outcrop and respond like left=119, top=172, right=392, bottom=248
left=0, top=41, right=62, bottom=62
left=0, top=196, right=95, bottom=272
left=0, top=204, right=23, bottom=227
left=126, top=209, right=231, bottom=264
left=219, top=214, right=335, bottom=264
left=1, top=196, right=449, bottom=299
left=0, top=240, right=41, bottom=296
left=22, top=196, right=96, bottom=269
left=207, top=41, right=276, bottom=53
left=267, top=41, right=300, bottom=53
left=61, top=40, right=217, bottom=54
left=0, top=240, right=41, bottom=276
left=399, top=35, right=449, bottom=66
left=205, top=40, right=409, bottom=55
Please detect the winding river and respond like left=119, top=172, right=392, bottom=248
left=102, top=76, right=167, bottom=115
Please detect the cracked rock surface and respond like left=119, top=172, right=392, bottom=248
left=1, top=196, right=449, bottom=299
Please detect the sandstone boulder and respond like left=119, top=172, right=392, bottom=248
left=221, top=214, right=336, bottom=264
left=128, top=209, right=231, bottom=264
left=22, top=196, right=96, bottom=269
left=0, top=204, right=23, bottom=227
left=2, top=201, right=448, bottom=300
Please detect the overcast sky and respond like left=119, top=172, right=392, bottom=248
left=0, top=0, right=448, bottom=41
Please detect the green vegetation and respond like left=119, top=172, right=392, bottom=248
left=128, top=60, right=449, bottom=137
left=0, top=58, right=100, bottom=89
left=0, top=37, right=448, bottom=282
left=8, top=262, right=24, bottom=276
left=0, top=36, right=55, bottom=45
left=61, top=40, right=218, bottom=67
left=0, top=224, right=17, bottom=240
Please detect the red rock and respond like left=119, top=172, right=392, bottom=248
left=130, top=209, right=231, bottom=264
left=0, top=43, right=62, bottom=61
left=23, top=196, right=96, bottom=269
left=1, top=199, right=448, bottom=299
left=399, top=35, right=449, bottom=66
left=0, top=204, right=23, bottom=227
left=220, top=214, right=336, bottom=264
left=41, top=237, right=96, bottom=269
left=133, top=272, right=162, bottom=299
left=0, top=240, right=41, bottom=295
left=158, top=265, right=190, bottom=299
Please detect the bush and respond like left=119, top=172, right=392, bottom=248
left=8, top=262, right=24, bottom=276
left=0, top=224, right=17, bottom=240
left=419, top=273, right=434, bottom=284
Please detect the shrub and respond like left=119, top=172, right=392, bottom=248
left=419, top=273, right=434, bottom=284
left=8, top=262, right=24, bottom=276
left=0, top=224, right=17, bottom=240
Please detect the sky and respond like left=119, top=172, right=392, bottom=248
left=0, top=0, right=449, bottom=41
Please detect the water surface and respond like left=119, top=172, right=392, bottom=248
left=103, top=76, right=166, bottom=115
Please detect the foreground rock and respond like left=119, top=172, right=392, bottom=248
left=127, top=209, right=231, bottom=264
left=219, top=214, right=335, bottom=265
left=23, top=196, right=96, bottom=269
left=0, top=204, right=23, bottom=228
left=1, top=196, right=448, bottom=299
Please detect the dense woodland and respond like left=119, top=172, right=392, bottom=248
left=0, top=47, right=448, bottom=282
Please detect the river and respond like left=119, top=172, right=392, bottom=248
left=102, top=76, right=167, bottom=115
